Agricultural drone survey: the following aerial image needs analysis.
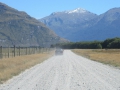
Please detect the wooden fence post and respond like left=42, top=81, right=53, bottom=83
left=36, top=47, right=37, bottom=54
left=39, top=46, right=40, bottom=53
left=14, top=45, right=15, bottom=57
left=26, top=47, right=27, bottom=55
left=19, top=46, right=20, bottom=56
left=0, top=46, right=3, bottom=59
left=8, top=46, right=9, bottom=58
left=34, top=47, right=36, bottom=54
left=29, top=47, right=30, bottom=55
left=34, top=47, right=35, bottom=54
left=32, top=47, right=34, bottom=54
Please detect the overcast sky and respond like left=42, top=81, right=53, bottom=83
left=0, top=0, right=120, bottom=19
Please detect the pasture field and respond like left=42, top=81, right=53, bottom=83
left=72, top=49, right=120, bottom=67
left=0, top=51, right=54, bottom=84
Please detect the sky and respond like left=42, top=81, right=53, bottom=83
left=0, top=0, right=120, bottom=19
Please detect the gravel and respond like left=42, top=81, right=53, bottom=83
left=0, top=50, right=120, bottom=90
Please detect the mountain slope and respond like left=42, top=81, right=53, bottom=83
left=39, top=8, right=120, bottom=42
left=0, top=2, right=67, bottom=47
left=39, top=8, right=97, bottom=39
left=71, top=7, right=120, bottom=41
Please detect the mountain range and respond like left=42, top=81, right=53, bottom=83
left=0, top=2, right=67, bottom=47
left=39, top=7, right=120, bottom=42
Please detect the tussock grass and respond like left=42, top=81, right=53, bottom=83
left=72, top=49, right=120, bottom=67
left=0, top=52, right=54, bottom=84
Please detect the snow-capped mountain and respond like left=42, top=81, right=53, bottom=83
left=39, top=8, right=97, bottom=39
left=64, top=8, right=88, bottom=14
left=39, top=7, right=120, bottom=42
left=51, top=8, right=89, bottom=15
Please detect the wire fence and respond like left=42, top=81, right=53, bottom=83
left=0, top=46, right=54, bottom=59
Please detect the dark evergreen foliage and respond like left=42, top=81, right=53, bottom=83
left=52, top=37, right=120, bottom=49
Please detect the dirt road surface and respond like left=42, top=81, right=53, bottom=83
left=0, top=50, right=120, bottom=90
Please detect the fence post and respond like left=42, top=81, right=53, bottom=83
left=48, top=48, right=49, bottom=53
left=14, top=45, right=15, bottom=57
left=39, top=46, right=40, bottom=53
left=41, top=48, right=43, bottom=53
left=36, top=47, right=37, bottom=54
left=19, top=46, right=20, bottom=56
left=26, top=47, right=27, bottom=55
left=8, top=46, right=9, bottom=58
left=32, top=47, right=33, bottom=54
left=29, top=47, right=30, bottom=55
left=34, top=47, right=35, bottom=54
left=0, top=46, right=3, bottom=59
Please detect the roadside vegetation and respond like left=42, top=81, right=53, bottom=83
left=51, top=37, right=120, bottom=67
left=72, top=49, right=120, bottom=67
left=0, top=51, right=54, bottom=84
left=52, top=37, right=120, bottom=49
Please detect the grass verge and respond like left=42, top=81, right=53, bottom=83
left=0, top=52, right=54, bottom=84
left=72, top=49, right=120, bottom=67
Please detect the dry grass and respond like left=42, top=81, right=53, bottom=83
left=0, top=52, right=54, bottom=84
left=72, top=49, right=120, bottom=67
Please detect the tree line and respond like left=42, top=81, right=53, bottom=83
left=51, top=37, right=120, bottom=49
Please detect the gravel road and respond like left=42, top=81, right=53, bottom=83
left=0, top=50, right=120, bottom=90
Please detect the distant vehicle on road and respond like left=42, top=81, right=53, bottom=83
left=55, top=48, right=63, bottom=55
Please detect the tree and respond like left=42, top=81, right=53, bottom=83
left=107, top=39, right=120, bottom=48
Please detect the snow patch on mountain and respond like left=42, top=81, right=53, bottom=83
left=50, top=8, right=88, bottom=15
left=65, top=8, right=87, bottom=14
